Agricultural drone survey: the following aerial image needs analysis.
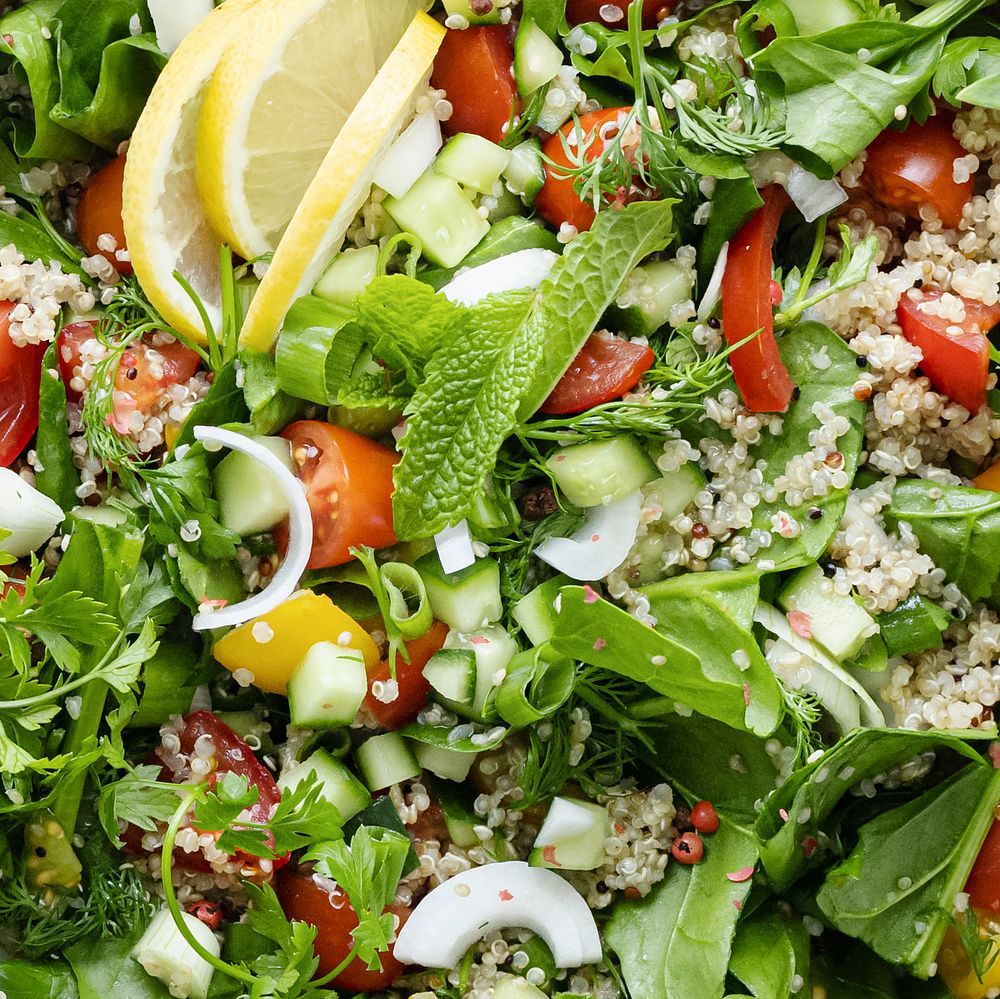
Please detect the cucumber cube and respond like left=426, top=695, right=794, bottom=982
left=423, top=648, right=477, bottom=705
left=613, top=259, right=695, bottom=336
left=415, top=551, right=503, bottom=632
left=287, top=642, right=368, bottom=729
left=435, top=133, right=512, bottom=195
left=503, top=139, right=545, bottom=203
left=514, top=17, right=564, bottom=97
left=546, top=436, right=658, bottom=508
left=440, top=794, right=480, bottom=848
left=356, top=732, right=421, bottom=790
left=411, top=740, right=477, bottom=782
left=442, top=624, right=518, bottom=719
left=494, top=979, right=548, bottom=999
left=277, top=749, right=371, bottom=821
left=313, top=245, right=379, bottom=307
left=213, top=435, right=293, bottom=536
left=530, top=796, right=610, bottom=871
left=443, top=0, right=502, bottom=23
left=642, top=463, right=706, bottom=522
left=513, top=575, right=569, bottom=647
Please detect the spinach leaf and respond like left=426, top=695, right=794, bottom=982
left=239, top=349, right=300, bottom=435
left=35, top=341, right=79, bottom=510
left=699, top=175, right=761, bottom=287
left=0, top=958, right=80, bottom=999
left=175, top=359, right=248, bottom=449
left=755, top=727, right=986, bottom=892
left=933, top=36, right=1000, bottom=109
left=0, top=206, right=86, bottom=275
left=816, top=765, right=1000, bottom=977
left=605, top=820, right=758, bottom=999
left=728, top=905, right=810, bottom=999
left=66, top=930, right=172, bottom=999
left=522, top=0, right=565, bottom=38
left=886, top=479, right=1000, bottom=607
left=741, top=323, right=865, bottom=571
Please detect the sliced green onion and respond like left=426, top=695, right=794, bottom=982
left=380, top=562, right=432, bottom=639
left=495, top=648, right=576, bottom=728
left=377, top=231, right=423, bottom=278
left=275, top=294, right=353, bottom=405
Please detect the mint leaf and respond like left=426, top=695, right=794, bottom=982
left=392, top=200, right=677, bottom=539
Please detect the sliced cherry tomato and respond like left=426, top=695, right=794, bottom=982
left=276, top=868, right=410, bottom=991
left=431, top=26, right=517, bottom=145
left=76, top=152, right=132, bottom=275
left=897, top=288, right=1000, bottom=413
left=720, top=185, right=796, bottom=413
left=864, top=117, right=973, bottom=230
left=276, top=421, right=397, bottom=569
left=363, top=620, right=450, bottom=730
left=0, top=302, right=45, bottom=467
left=539, top=333, right=654, bottom=414
left=566, top=0, right=670, bottom=28
left=965, top=818, right=1000, bottom=913
left=536, top=107, right=633, bottom=233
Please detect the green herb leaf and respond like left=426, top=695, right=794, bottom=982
left=34, top=343, right=79, bottom=510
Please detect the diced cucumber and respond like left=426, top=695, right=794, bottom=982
left=783, top=0, right=865, bottom=34
left=514, top=17, right=564, bottom=97
left=443, top=0, right=502, bottom=24
left=415, top=551, right=503, bottom=632
left=313, top=245, right=379, bottom=307
left=486, top=186, right=525, bottom=223
left=513, top=575, right=569, bottom=646
left=611, top=259, right=695, bottom=336
left=423, top=648, right=477, bottom=705
left=134, top=909, right=219, bottom=999
left=286, top=642, right=367, bottom=729
left=440, top=793, right=480, bottom=848
left=384, top=169, right=490, bottom=268
left=213, top=435, right=293, bottom=536
left=69, top=504, right=129, bottom=529
left=356, top=732, right=421, bottom=790
left=877, top=595, right=951, bottom=659
left=529, top=796, right=610, bottom=871
left=442, top=624, right=519, bottom=719
left=778, top=563, right=877, bottom=662
left=503, top=139, right=546, bottom=204
left=546, top=436, right=658, bottom=508
left=494, top=978, right=548, bottom=999
left=411, top=740, right=477, bottom=782
left=277, top=748, right=371, bottom=821
left=435, top=133, right=512, bottom=195
left=642, top=463, right=706, bottom=522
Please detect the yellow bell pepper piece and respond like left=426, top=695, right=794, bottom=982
left=974, top=461, right=1000, bottom=493
left=938, top=925, right=1000, bottom=999
left=213, top=591, right=379, bottom=695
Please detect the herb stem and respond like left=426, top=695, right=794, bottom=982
left=50, top=681, right=107, bottom=836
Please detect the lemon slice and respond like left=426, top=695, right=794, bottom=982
left=197, top=0, right=429, bottom=261
left=239, top=11, right=445, bottom=353
left=123, top=0, right=262, bottom=341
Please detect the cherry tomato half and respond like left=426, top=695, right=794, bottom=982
left=431, top=25, right=518, bottom=145
left=720, top=185, right=796, bottom=413
left=897, top=288, right=1000, bottom=414
left=76, top=153, right=132, bottom=275
left=965, top=818, right=1000, bottom=913
left=864, top=117, right=973, bottom=230
left=276, top=421, right=397, bottom=569
left=566, top=0, right=671, bottom=28
left=363, top=620, right=450, bottom=730
left=539, top=333, right=655, bottom=414
left=277, top=868, right=410, bottom=992
left=0, top=302, right=45, bottom=467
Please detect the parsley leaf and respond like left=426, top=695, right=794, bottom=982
left=97, top=764, right=182, bottom=848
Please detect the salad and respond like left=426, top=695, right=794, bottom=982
left=2, top=0, right=1000, bottom=996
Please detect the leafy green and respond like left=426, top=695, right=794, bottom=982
left=933, top=35, right=1000, bottom=109
left=728, top=905, right=810, bottom=999
left=238, top=350, right=300, bottom=435
left=34, top=342, right=79, bottom=510
left=699, top=176, right=763, bottom=286
left=877, top=595, right=951, bottom=659
left=816, top=765, right=1000, bottom=977
left=0, top=959, right=81, bottom=999
left=66, top=928, right=173, bottom=999
left=393, top=200, right=677, bottom=539
left=494, top=647, right=575, bottom=727
left=174, top=360, right=248, bottom=449
left=522, top=0, right=565, bottom=38
left=605, top=820, right=758, bottom=999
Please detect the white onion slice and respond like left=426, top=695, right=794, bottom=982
left=191, top=427, right=312, bottom=632
left=373, top=111, right=443, bottom=199
left=697, top=240, right=728, bottom=322
left=148, top=0, right=214, bottom=55
left=785, top=165, right=848, bottom=223
left=434, top=519, right=476, bottom=574
left=534, top=491, right=642, bottom=581
left=442, top=248, right=559, bottom=306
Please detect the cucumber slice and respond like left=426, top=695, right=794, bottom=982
left=423, top=648, right=477, bottom=705
left=503, top=139, right=545, bottom=204
left=777, top=563, right=877, bottom=662
left=546, top=435, right=658, bottom=508
left=783, top=0, right=865, bottom=34
left=514, top=17, right=564, bottom=98
left=530, top=796, right=610, bottom=871
left=494, top=978, right=548, bottom=999
left=411, top=740, right=477, bottom=782
left=415, top=551, right=503, bottom=632
left=440, top=793, right=480, bottom=848
left=442, top=624, right=519, bottom=719
left=611, top=259, right=695, bottom=336
left=356, top=732, right=421, bottom=790
left=435, top=133, right=512, bottom=195
left=384, top=169, right=490, bottom=268
left=313, top=245, right=379, bottom=307
left=277, top=748, right=371, bottom=821
left=642, top=463, right=706, bottom=522
left=513, top=575, right=569, bottom=646
left=212, top=435, right=293, bottom=535
left=443, top=0, right=502, bottom=24
left=286, top=642, right=367, bottom=729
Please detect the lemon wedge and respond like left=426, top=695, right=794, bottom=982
left=197, top=0, right=430, bottom=261
left=239, top=11, right=445, bottom=353
left=123, top=0, right=261, bottom=341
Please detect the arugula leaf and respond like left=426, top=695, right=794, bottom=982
left=393, top=200, right=677, bottom=538
left=605, top=820, right=758, bottom=999
left=933, top=35, right=1000, bottom=109
left=728, top=905, right=810, bottom=999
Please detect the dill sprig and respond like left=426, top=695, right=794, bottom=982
left=948, top=905, right=1000, bottom=983
left=779, top=683, right=824, bottom=769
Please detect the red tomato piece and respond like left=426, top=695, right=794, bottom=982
left=276, top=421, right=397, bottom=569
left=897, top=288, right=1000, bottom=414
left=720, top=185, right=796, bottom=413
left=363, top=621, right=450, bottom=730
left=0, top=302, right=45, bottom=467
left=276, top=869, right=410, bottom=992
left=566, top=0, right=671, bottom=28
left=539, top=334, right=655, bottom=415
left=431, top=26, right=517, bottom=145
left=864, top=117, right=973, bottom=230
left=966, top=818, right=1000, bottom=913
left=76, top=153, right=132, bottom=275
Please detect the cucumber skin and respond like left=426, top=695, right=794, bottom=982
left=286, top=643, right=367, bottom=729
left=277, top=750, right=371, bottom=821
left=415, top=551, right=504, bottom=632
left=356, top=732, right=421, bottom=790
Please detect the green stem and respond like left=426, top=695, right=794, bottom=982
left=628, top=696, right=676, bottom=720
left=574, top=684, right=655, bottom=751
left=50, top=681, right=108, bottom=835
